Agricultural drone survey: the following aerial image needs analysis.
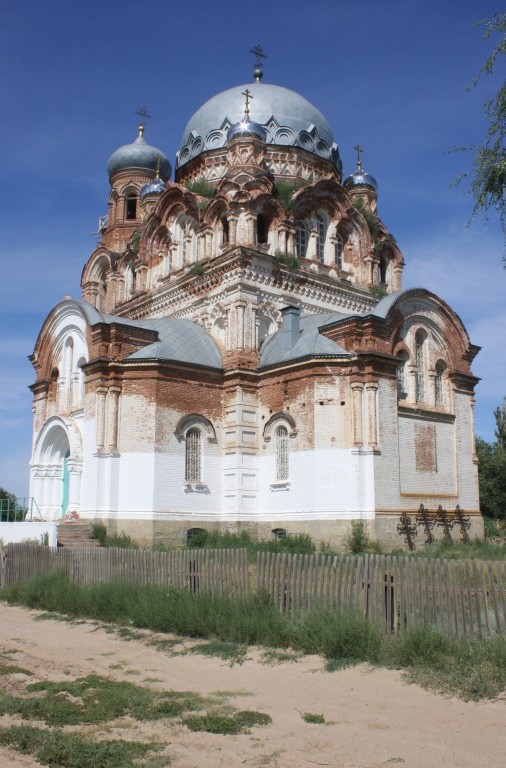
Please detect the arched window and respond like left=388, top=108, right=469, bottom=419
left=316, top=214, right=326, bottom=263
left=435, top=360, right=447, bottom=406
left=185, top=428, right=202, bottom=483
left=272, top=528, right=287, bottom=540
left=221, top=216, right=229, bottom=245
left=415, top=330, right=426, bottom=403
left=397, top=352, right=409, bottom=400
left=335, top=233, right=344, bottom=269
left=379, top=255, right=388, bottom=284
left=296, top=221, right=307, bottom=258
left=257, top=214, right=268, bottom=244
left=275, top=425, right=289, bottom=482
left=125, top=191, right=138, bottom=220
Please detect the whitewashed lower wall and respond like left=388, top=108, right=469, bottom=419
left=0, top=522, right=58, bottom=547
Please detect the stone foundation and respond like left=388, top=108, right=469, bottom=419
left=91, top=513, right=484, bottom=552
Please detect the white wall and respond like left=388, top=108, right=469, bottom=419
left=0, top=522, right=58, bottom=547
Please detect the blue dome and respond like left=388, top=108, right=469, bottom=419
left=107, top=127, right=171, bottom=181
left=344, top=169, right=378, bottom=192
left=227, top=118, right=267, bottom=143
left=140, top=176, right=167, bottom=200
left=177, top=81, right=340, bottom=169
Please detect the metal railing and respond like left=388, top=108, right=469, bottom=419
left=0, top=498, right=43, bottom=523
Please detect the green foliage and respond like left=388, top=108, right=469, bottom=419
left=190, top=641, right=248, bottom=665
left=90, top=524, right=138, bottom=549
left=273, top=250, right=299, bottom=269
left=0, top=487, right=25, bottom=522
left=0, top=725, right=160, bottom=768
left=189, top=261, right=204, bottom=275
left=343, top=521, right=382, bottom=554
left=185, top=529, right=315, bottom=562
left=130, top=231, right=141, bottom=254
left=391, top=537, right=505, bottom=560
left=301, top=712, right=325, bottom=724
left=451, top=13, right=506, bottom=241
left=369, top=285, right=388, bottom=299
left=477, top=436, right=506, bottom=520
left=182, top=710, right=271, bottom=734
left=184, top=179, right=215, bottom=198
left=274, top=180, right=305, bottom=212
left=2, top=571, right=506, bottom=700
left=353, top=198, right=380, bottom=243
left=91, top=521, right=108, bottom=545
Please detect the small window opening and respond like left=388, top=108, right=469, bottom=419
left=415, top=331, right=426, bottom=403
left=185, top=427, right=202, bottom=483
left=221, top=216, right=229, bottom=245
left=257, top=214, right=268, bottom=244
left=126, top=193, right=137, bottom=220
left=272, top=528, right=287, bottom=540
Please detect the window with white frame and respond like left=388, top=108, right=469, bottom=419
left=296, top=221, right=307, bottom=258
left=185, top=427, right=202, bottom=483
left=275, top=425, right=289, bottom=481
left=415, top=330, right=426, bottom=403
left=397, top=352, right=409, bottom=400
left=435, top=360, right=447, bottom=406
left=335, top=233, right=344, bottom=269
left=316, top=214, right=326, bottom=263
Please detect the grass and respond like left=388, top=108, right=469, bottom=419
left=0, top=674, right=210, bottom=725
left=301, top=712, right=325, bottom=724
left=190, top=640, right=248, bottom=665
left=2, top=571, right=506, bottom=701
left=182, top=710, right=271, bottom=734
left=0, top=725, right=161, bottom=768
left=184, top=529, right=315, bottom=562
left=392, top=537, right=506, bottom=560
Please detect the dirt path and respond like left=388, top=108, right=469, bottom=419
left=0, top=604, right=504, bottom=767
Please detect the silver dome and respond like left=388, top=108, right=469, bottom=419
left=140, top=176, right=167, bottom=200
left=227, top=118, right=267, bottom=142
left=344, top=169, right=378, bottom=192
left=107, top=128, right=171, bottom=181
left=177, top=82, right=340, bottom=169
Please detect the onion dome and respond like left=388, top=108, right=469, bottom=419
left=227, top=117, right=267, bottom=143
left=177, top=79, right=340, bottom=170
left=107, top=125, right=171, bottom=181
left=140, top=175, right=167, bottom=201
left=344, top=145, right=378, bottom=192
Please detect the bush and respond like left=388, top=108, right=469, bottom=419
left=343, top=521, right=382, bottom=554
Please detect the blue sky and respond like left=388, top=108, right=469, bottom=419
left=0, top=0, right=504, bottom=498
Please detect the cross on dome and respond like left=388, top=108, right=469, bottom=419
left=249, top=44, right=267, bottom=81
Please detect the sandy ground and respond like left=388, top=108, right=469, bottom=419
left=0, top=604, right=504, bottom=768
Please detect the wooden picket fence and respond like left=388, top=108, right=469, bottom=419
left=1, top=544, right=505, bottom=637
left=257, top=551, right=506, bottom=637
left=0, top=543, right=250, bottom=598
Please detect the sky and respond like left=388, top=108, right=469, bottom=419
left=0, top=0, right=504, bottom=498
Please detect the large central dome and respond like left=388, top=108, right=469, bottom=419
left=176, top=81, right=340, bottom=169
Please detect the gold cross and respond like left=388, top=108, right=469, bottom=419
left=354, top=143, right=363, bottom=170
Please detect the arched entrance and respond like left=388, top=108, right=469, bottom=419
left=30, top=419, right=81, bottom=520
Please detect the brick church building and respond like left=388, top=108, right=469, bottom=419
left=28, top=58, right=482, bottom=547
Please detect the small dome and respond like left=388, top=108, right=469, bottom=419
left=344, top=169, right=378, bottom=192
left=107, top=126, right=171, bottom=181
left=177, top=81, right=340, bottom=169
left=227, top=118, right=267, bottom=143
left=140, top=176, right=167, bottom=201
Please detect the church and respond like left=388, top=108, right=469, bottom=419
left=28, top=53, right=482, bottom=548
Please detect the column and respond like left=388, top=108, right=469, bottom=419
left=228, top=215, right=239, bottom=245
left=365, top=383, right=379, bottom=449
left=236, top=303, right=246, bottom=349
left=351, top=383, right=364, bottom=447
left=96, top=388, right=107, bottom=451
left=107, top=388, right=121, bottom=452
left=67, top=458, right=83, bottom=513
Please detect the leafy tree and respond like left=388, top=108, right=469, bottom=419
left=0, top=487, right=18, bottom=522
left=477, top=400, right=506, bottom=520
left=452, top=13, right=506, bottom=242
